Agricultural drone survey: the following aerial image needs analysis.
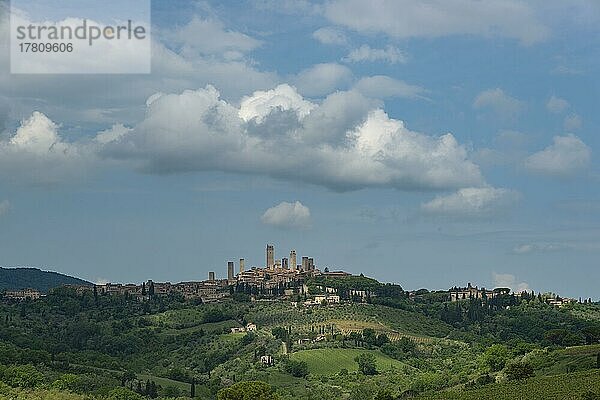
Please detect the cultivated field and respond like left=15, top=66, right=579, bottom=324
left=289, top=348, right=406, bottom=375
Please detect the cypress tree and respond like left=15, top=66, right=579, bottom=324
left=150, top=381, right=157, bottom=398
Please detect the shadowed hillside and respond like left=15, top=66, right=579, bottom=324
left=0, top=267, right=91, bottom=293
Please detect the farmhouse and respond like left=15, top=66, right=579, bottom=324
left=246, top=323, right=257, bottom=332
left=260, top=355, right=274, bottom=366
left=547, top=297, right=576, bottom=307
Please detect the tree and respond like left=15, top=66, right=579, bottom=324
left=350, top=382, right=376, bottom=400
left=362, top=328, right=377, bottom=346
left=51, top=374, right=81, bottom=391
left=144, top=379, right=158, bottom=398
left=108, top=387, right=144, bottom=400
left=217, top=381, right=279, bottom=400
left=191, top=378, right=196, bottom=398
left=355, top=352, right=378, bottom=375
left=272, top=326, right=287, bottom=341
left=597, top=353, right=600, bottom=369
left=544, top=329, right=582, bottom=347
left=348, top=331, right=362, bottom=346
left=162, top=386, right=181, bottom=397
left=375, top=389, right=394, bottom=400
left=121, top=370, right=136, bottom=387
left=375, top=333, right=390, bottom=347
left=2, top=364, right=44, bottom=388
left=284, top=359, right=309, bottom=378
left=581, top=391, right=600, bottom=400
left=149, top=381, right=157, bottom=398
left=505, top=361, right=534, bottom=380
left=481, top=344, right=510, bottom=372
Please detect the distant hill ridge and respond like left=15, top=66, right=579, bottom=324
left=0, top=266, right=91, bottom=293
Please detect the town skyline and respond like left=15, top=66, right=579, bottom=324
left=5, top=239, right=595, bottom=302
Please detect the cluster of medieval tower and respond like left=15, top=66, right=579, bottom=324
left=209, top=244, right=317, bottom=281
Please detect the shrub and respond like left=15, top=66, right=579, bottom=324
left=481, top=344, right=510, bottom=372
left=505, top=361, right=534, bottom=380
left=108, top=387, right=145, bottom=400
left=284, top=360, right=308, bottom=378
left=52, top=374, right=81, bottom=392
left=581, top=390, right=599, bottom=400
left=217, top=381, right=279, bottom=400
left=355, top=353, right=377, bottom=375
left=0, top=364, right=44, bottom=388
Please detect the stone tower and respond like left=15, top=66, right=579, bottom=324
left=290, top=250, right=297, bottom=270
left=266, top=244, right=274, bottom=270
left=227, top=261, right=234, bottom=280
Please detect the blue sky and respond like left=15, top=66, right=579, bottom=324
left=0, top=0, right=599, bottom=298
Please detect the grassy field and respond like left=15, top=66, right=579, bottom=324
left=136, top=373, right=191, bottom=392
left=289, top=348, right=406, bottom=375
left=417, top=369, right=600, bottom=400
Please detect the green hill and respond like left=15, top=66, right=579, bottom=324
left=526, top=344, right=600, bottom=375
left=417, top=369, right=600, bottom=400
left=0, top=266, right=91, bottom=293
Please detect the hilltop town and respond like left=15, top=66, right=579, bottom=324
left=2, top=244, right=584, bottom=308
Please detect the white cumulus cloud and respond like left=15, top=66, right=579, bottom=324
left=99, top=84, right=485, bottom=192
left=239, top=84, right=316, bottom=123
left=524, top=135, right=591, bottom=177
left=94, top=124, right=132, bottom=145
left=421, top=187, right=519, bottom=217
left=261, top=201, right=311, bottom=229
left=492, top=272, right=530, bottom=292
left=0, top=112, right=91, bottom=184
